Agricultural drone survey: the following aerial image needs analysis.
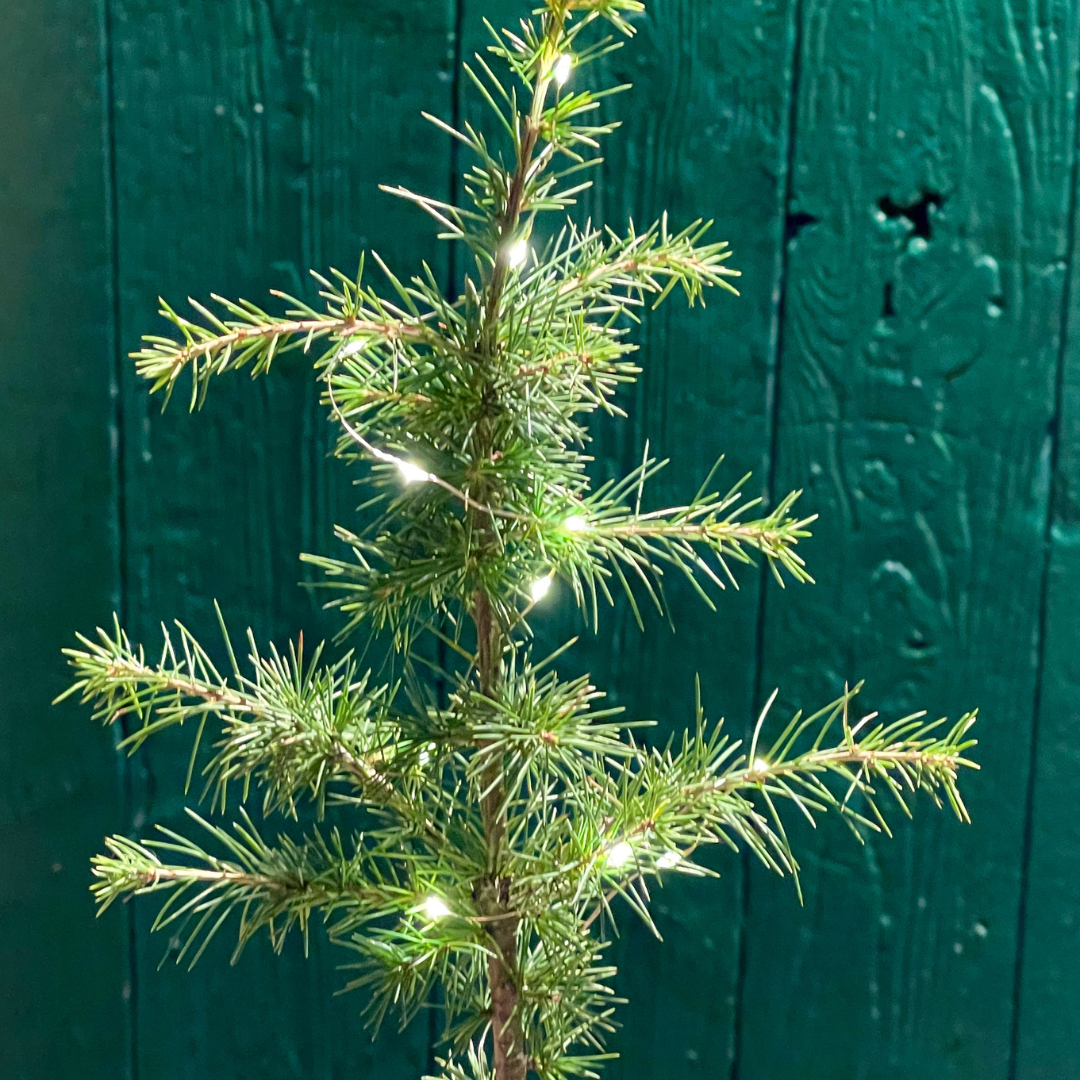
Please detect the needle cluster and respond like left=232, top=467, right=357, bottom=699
left=62, top=4, right=977, bottom=1080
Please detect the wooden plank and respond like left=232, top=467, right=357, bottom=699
left=1014, top=79, right=1080, bottom=1079
left=1014, top=517, right=1080, bottom=1077
left=107, top=1, right=453, bottom=1075
left=457, top=1, right=798, bottom=1077
left=738, top=2, right=1080, bottom=1078
left=0, top=1, right=129, bottom=1076
left=585, top=8, right=800, bottom=1080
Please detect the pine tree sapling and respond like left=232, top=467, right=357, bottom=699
left=61, top=4, right=978, bottom=1079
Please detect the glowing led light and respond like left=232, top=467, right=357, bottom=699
left=418, top=744, right=432, bottom=767
left=339, top=339, right=366, bottom=357
left=553, top=53, right=573, bottom=86
left=397, top=460, right=433, bottom=484
left=529, top=574, right=553, bottom=603
left=507, top=239, right=530, bottom=269
left=563, top=515, right=588, bottom=533
left=751, top=757, right=770, bottom=774
left=657, top=850, right=681, bottom=870
left=424, top=896, right=451, bottom=920
left=607, top=841, right=634, bottom=869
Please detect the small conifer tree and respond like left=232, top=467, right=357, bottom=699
left=62, top=4, right=978, bottom=1080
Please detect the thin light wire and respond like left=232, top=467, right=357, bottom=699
left=324, top=372, right=530, bottom=523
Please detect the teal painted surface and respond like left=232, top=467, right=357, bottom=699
left=741, top=3, right=1080, bottom=1078
left=1, top=1, right=1079, bottom=1078
left=0, top=1, right=129, bottom=1076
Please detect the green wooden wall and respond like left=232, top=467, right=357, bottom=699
left=3, top=1, right=1080, bottom=1077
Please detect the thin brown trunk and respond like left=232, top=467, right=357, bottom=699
left=486, top=906, right=527, bottom=1080
left=469, top=19, right=569, bottom=1080
left=473, top=590, right=528, bottom=1080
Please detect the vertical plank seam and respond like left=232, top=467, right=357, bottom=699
left=1006, top=42, right=1080, bottom=1080
left=100, top=0, right=138, bottom=1076
left=426, top=2, right=466, bottom=1073
left=447, top=0, right=467, bottom=297
left=730, top=0, right=805, bottom=1076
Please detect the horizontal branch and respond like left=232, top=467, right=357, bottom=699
left=90, top=815, right=410, bottom=967
left=117, top=860, right=293, bottom=894
left=588, top=515, right=816, bottom=576
left=60, top=618, right=405, bottom=815
left=555, top=247, right=741, bottom=302
left=107, top=654, right=396, bottom=797
left=135, top=310, right=431, bottom=394
left=716, top=743, right=975, bottom=796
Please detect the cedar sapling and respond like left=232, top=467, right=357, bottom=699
left=60, top=4, right=978, bottom=1080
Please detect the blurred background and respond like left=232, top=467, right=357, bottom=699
left=3, top=0, right=1080, bottom=1077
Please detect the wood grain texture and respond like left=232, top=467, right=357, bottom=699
left=108, top=0, right=453, bottom=1075
left=1014, top=78, right=1080, bottom=1079
left=0, top=1, right=129, bottom=1077
left=738, top=2, right=1080, bottom=1078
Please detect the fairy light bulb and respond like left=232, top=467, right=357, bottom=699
left=424, top=896, right=451, bottom=920
left=553, top=53, right=573, bottom=86
left=507, top=239, right=530, bottom=269
left=607, top=841, right=634, bottom=869
left=397, top=460, right=433, bottom=484
left=530, top=574, right=553, bottom=603
left=751, top=756, right=770, bottom=774
left=563, top=515, right=588, bottom=533
left=657, top=850, right=681, bottom=870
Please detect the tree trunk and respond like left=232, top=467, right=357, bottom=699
left=473, top=589, right=528, bottom=1080
left=486, top=906, right=527, bottom=1080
